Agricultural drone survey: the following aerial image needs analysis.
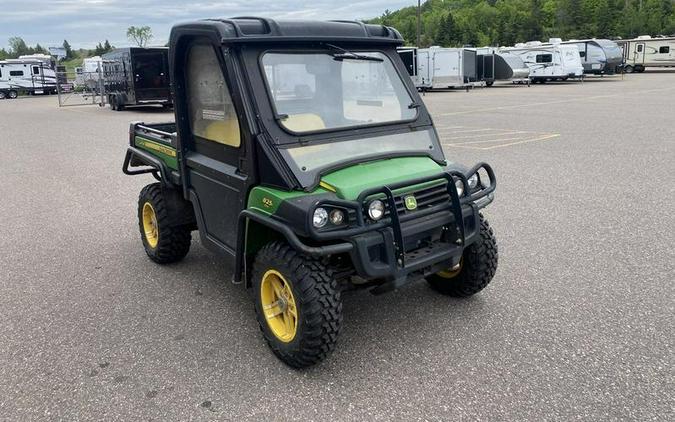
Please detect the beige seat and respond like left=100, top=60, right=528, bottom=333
left=282, top=113, right=325, bottom=132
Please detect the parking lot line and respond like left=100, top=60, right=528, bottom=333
left=444, top=133, right=560, bottom=150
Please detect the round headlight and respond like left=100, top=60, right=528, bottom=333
left=368, top=200, right=385, bottom=220
left=454, top=179, right=465, bottom=197
left=329, top=209, right=345, bottom=225
left=313, top=207, right=328, bottom=228
left=468, top=174, right=479, bottom=189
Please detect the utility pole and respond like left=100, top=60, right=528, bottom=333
left=416, top=0, right=421, bottom=47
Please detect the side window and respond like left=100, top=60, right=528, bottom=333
left=187, top=44, right=240, bottom=148
left=637, top=44, right=643, bottom=53
left=10, top=70, right=24, bottom=76
left=659, top=46, right=670, bottom=54
left=579, top=51, right=586, bottom=58
left=536, top=54, right=552, bottom=63
left=32, top=66, right=40, bottom=75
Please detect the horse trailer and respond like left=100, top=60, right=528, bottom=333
left=562, top=39, right=623, bottom=75
left=501, top=42, right=583, bottom=83
left=616, top=36, right=675, bottom=73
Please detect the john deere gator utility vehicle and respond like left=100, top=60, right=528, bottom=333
left=123, top=17, right=498, bottom=368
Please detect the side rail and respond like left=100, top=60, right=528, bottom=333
left=122, top=122, right=180, bottom=186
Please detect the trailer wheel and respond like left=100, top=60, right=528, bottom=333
left=137, top=183, right=192, bottom=264
left=252, top=241, right=342, bottom=368
left=485, top=81, right=494, bottom=87
left=109, top=95, right=117, bottom=110
left=426, top=214, right=498, bottom=297
left=624, top=65, right=634, bottom=73
left=635, top=65, right=645, bottom=73
left=8, top=90, right=18, bottom=99
left=0, top=91, right=5, bottom=100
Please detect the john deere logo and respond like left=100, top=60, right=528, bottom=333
left=404, top=195, right=417, bottom=210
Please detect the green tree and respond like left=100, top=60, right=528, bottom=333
left=9, top=37, right=30, bottom=56
left=63, top=39, right=73, bottom=59
left=126, top=26, right=153, bottom=47
left=437, top=12, right=459, bottom=46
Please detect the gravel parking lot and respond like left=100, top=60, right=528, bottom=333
left=0, top=71, right=673, bottom=421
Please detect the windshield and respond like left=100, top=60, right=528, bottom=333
left=262, top=51, right=417, bottom=133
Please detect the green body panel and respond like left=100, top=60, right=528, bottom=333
left=135, top=136, right=178, bottom=170
left=320, top=157, right=444, bottom=200
left=247, top=185, right=329, bottom=215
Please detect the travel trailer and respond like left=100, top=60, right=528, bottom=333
left=562, top=39, right=623, bottom=74
left=75, top=56, right=103, bottom=89
left=102, top=47, right=171, bottom=110
left=501, top=41, right=584, bottom=82
left=398, top=46, right=477, bottom=90
left=474, top=47, right=530, bottom=84
left=616, top=36, right=675, bottom=72
left=0, top=56, right=58, bottom=96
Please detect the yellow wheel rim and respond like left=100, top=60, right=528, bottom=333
left=437, top=258, right=463, bottom=279
left=142, top=202, right=159, bottom=248
left=260, top=269, right=298, bottom=343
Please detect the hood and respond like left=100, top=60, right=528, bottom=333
left=319, top=156, right=444, bottom=200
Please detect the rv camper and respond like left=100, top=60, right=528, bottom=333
left=474, top=47, right=530, bottom=84
left=0, top=55, right=58, bottom=97
left=501, top=41, right=584, bottom=82
left=398, top=46, right=477, bottom=90
left=617, top=36, right=675, bottom=73
left=75, top=56, right=103, bottom=90
left=102, top=47, right=171, bottom=110
left=561, top=39, right=623, bottom=74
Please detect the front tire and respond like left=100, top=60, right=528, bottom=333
left=252, top=241, right=342, bottom=368
left=137, top=183, right=192, bottom=264
left=426, top=214, right=498, bottom=297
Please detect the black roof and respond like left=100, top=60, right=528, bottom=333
left=170, top=17, right=403, bottom=45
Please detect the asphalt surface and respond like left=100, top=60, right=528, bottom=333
left=0, top=71, right=673, bottom=421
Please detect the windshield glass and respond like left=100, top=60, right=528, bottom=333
left=262, top=51, right=417, bottom=133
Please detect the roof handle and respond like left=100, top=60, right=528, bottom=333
left=229, top=16, right=280, bottom=36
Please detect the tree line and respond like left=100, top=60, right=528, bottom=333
left=0, top=38, right=115, bottom=61
left=367, top=0, right=675, bottom=47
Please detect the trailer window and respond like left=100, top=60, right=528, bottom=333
left=32, top=66, right=40, bottom=75
left=535, top=54, right=553, bottom=63
left=10, top=70, right=24, bottom=76
left=637, top=44, right=643, bottom=53
left=186, top=44, right=240, bottom=148
left=659, top=46, right=670, bottom=54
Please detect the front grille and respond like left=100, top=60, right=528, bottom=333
left=392, top=182, right=450, bottom=215
left=362, top=181, right=450, bottom=220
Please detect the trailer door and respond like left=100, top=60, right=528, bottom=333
left=132, top=50, right=170, bottom=102
left=634, top=43, right=645, bottom=64
left=399, top=49, right=416, bottom=77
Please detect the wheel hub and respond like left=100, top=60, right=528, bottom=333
left=260, top=270, right=298, bottom=343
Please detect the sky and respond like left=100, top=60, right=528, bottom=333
left=0, top=0, right=415, bottom=51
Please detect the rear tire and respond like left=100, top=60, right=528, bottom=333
left=426, top=214, right=498, bottom=297
left=635, top=65, right=645, bottom=73
left=252, top=241, right=342, bottom=368
left=8, top=90, right=18, bottom=99
left=624, top=65, right=634, bottom=73
left=137, top=183, right=192, bottom=264
left=0, top=91, right=6, bottom=100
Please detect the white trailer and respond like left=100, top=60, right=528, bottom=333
left=617, top=35, right=675, bottom=73
left=0, top=57, right=58, bottom=97
left=562, top=39, right=623, bottom=75
left=398, top=46, right=477, bottom=90
left=501, top=41, right=584, bottom=83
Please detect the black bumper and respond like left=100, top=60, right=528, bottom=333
left=349, top=203, right=481, bottom=292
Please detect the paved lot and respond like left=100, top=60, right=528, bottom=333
left=0, top=71, right=673, bottom=421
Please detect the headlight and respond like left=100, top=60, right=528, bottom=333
left=468, top=174, right=479, bottom=189
left=368, top=200, right=385, bottom=220
left=454, top=179, right=465, bottom=197
left=329, top=209, right=345, bottom=225
left=312, top=207, right=328, bottom=228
